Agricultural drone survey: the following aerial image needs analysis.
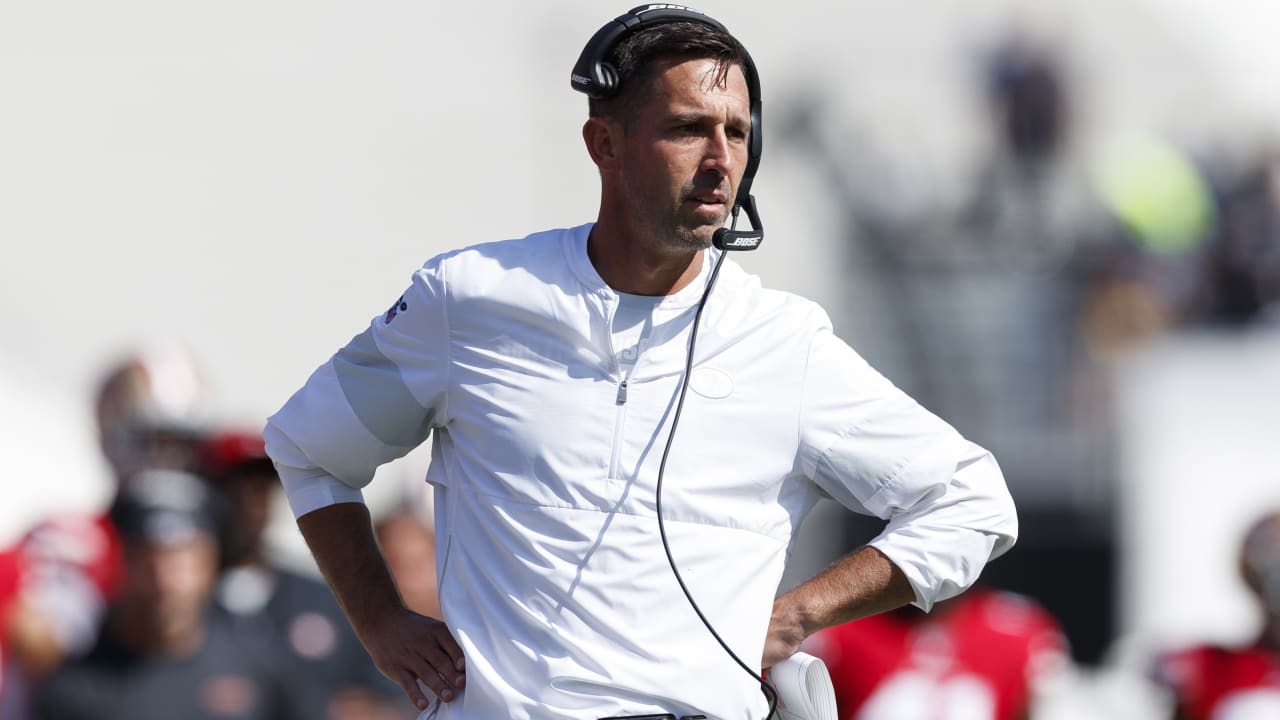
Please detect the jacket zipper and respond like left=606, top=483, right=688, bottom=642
left=609, top=379, right=627, bottom=480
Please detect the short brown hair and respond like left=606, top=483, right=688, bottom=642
left=588, top=20, right=749, bottom=125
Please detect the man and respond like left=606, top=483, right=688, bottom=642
left=1153, top=509, right=1280, bottom=719
left=34, top=470, right=307, bottom=720
left=264, top=7, right=1017, bottom=719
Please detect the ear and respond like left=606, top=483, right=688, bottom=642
left=582, top=116, right=621, bottom=171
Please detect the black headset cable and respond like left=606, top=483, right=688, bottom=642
left=652, top=214, right=780, bottom=719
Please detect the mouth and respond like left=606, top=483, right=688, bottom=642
left=683, top=191, right=729, bottom=214
left=685, top=190, right=727, bottom=203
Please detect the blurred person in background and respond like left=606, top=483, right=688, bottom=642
left=1196, top=151, right=1280, bottom=326
left=1089, top=140, right=1280, bottom=334
left=0, top=344, right=209, bottom=718
left=964, top=36, right=1103, bottom=264
left=373, top=504, right=440, bottom=623
left=0, top=517, right=121, bottom=719
left=1082, top=131, right=1219, bottom=352
left=95, top=342, right=209, bottom=483
left=945, top=35, right=1124, bottom=484
left=201, top=429, right=409, bottom=720
left=33, top=469, right=307, bottom=720
left=1152, top=509, right=1280, bottom=719
left=805, top=585, right=1070, bottom=720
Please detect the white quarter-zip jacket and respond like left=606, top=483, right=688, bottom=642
left=264, top=223, right=1018, bottom=720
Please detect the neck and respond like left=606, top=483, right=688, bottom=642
left=1263, top=614, right=1280, bottom=651
left=587, top=219, right=705, bottom=296
left=113, top=600, right=206, bottom=659
left=227, top=545, right=267, bottom=569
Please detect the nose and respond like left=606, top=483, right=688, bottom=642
left=701, top=126, right=734, bottom=178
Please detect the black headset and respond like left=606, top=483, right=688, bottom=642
left=570, top=4, right=765, bottom=251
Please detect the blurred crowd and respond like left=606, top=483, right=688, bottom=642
left=785, top=34, right=1280, bottom=517
left=777, top=29, right=1280, bottom=720
left=0, top=345, right=437, bottom=719
left=800, top=505, right=1280, bottom=720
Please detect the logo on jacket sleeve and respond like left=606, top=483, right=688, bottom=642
left=384, top=295, right=408, bottom=324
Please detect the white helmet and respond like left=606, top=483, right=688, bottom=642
left=94, top=342, right=207, bottom=481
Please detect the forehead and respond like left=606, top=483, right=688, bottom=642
left=124, top=531, right=216, bottom=557
left=644, top=57, right=750, bottom=115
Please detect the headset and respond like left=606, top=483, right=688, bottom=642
left=570, top=4, right=765, bottom=252
left=571, top=7, right=779, bottom=718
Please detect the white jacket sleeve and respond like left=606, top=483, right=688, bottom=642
left=264, top=257, right=452, bottom=517
left=798, top=325, right=1018, bottom=611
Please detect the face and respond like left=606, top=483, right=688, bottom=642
left=220, top=468, right=276, bottom=563
left=611, top=57, right=751, bottom=253
left=376, top=514, right=439, bottom=618
left=101, top=425, right=204, bottom=485
left=124, top=534, right=219, bottom=629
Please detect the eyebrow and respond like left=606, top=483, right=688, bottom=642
left=667, top=111, right=709, bottom=125
left=666, top=110, right=750, bottom=130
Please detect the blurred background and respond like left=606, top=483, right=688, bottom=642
left=3, top=1, right=1279, bottom=718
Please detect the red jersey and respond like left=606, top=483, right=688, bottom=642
left=806, top=589, right=1068, bottom=720
left=1156, top=642, right=1280, bottom=720
left=0, top=513, right=122, bottom=701
left=0, top=547, right=21, bottom=700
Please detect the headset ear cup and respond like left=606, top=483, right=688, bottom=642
left=595, top=62, right=619, bottom=98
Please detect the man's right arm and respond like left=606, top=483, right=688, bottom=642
left=296, top=502, right=464, bottom=711
left=264, top=261, right=456, bottom=708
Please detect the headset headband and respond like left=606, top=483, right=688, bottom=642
left=570, top=4, right=764, bottom=221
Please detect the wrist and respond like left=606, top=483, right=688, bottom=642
left=773, top=591, right=821, bottom=643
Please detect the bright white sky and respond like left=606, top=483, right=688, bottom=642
left=1140, top=0, right=1280, bottom=125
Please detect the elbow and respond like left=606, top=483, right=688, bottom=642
left=987, top=480, right=1019, bottom=562
left=950, top=443, right=1019, bottom=562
